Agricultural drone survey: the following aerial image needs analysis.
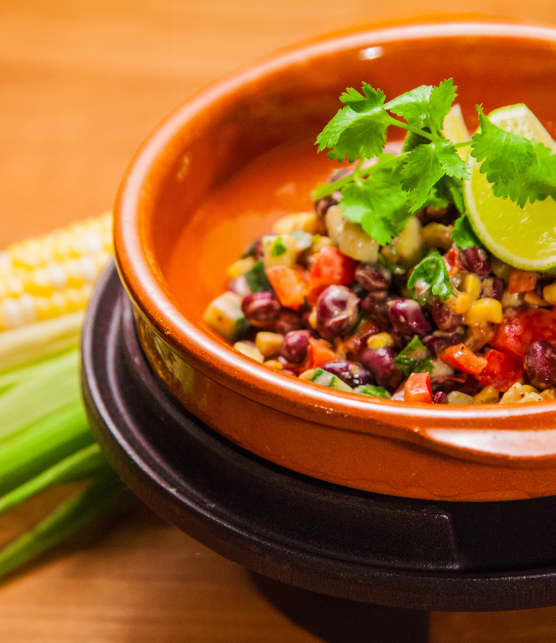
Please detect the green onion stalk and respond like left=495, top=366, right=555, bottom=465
left=0, top=315, right=125, bottom=579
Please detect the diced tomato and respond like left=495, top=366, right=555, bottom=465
left=309, top=246, right=357, bottom=292
left=404, top=372, right=432, bottom=403
left=265, top=265, right=308, bottom=310
left=439, top=343, right=488, bottom=375
left=475, top=349, right=524, bottom=392
left=508, top=270, right=538, bottom=294
left=302, top=337, right=337, bottom=370
left=491, top=307, right=556, bottom=358
left=443, top=247, right=462, bottom=275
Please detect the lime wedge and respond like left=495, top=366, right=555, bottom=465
left=464, top=104, right=556, bottom=272
left=442, top=104, right=470, bottom=159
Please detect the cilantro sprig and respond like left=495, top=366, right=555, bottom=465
left=314, top=80, right=556, bottom=247
left=394, top=336, right=433, bottom=377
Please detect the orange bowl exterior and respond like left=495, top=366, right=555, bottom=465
left=115, top=21, right=556, bottom=501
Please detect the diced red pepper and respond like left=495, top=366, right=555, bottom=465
left=404, top=372, right=432, bottom=403
left=443, top=247, right=462, bottom=275
left=508, top=270, right=538, bottom=294
left=309, top=246, right=357, bottom=292
left=440, top=343, right=488, bottom=375
left=491, top=307, right=556, bottom=358
left=300, top=337, right=337, bottom=371
left=265, top=265, right=308, bottom=310
left=476, top=349, right=524, bottom=392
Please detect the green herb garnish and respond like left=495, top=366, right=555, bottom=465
left=452, top=214, right=481, bottom=250
left=407, top=250, right=455, bottom=302
left=394, top=336, right=433, bottom=377
left=353, top=384, right=391, bottom=399
left=244, top=260, right=272, bottom=292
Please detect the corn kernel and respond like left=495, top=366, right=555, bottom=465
left=464, top=298, right=503, bottom=325
left=500, top=383, right=537, bottom=404
left=272, top=212, right=319, bottom=234
left=447, top=291, right=472, bottom=314
left=447, top=391, right=474, bottom=404
left=367, top=332, right=395, bottom=349
left=422, top=223, right=453, bottom=251
left=474, top=386, right=500, bottom=404
left=463, top=273, right=481, bottom=300
left=226, top=257, right=255, bottom=278
left=541, top=389, right=556, bottom=400
left=233, top=341, right=264, bottom=362
left=264, top=359, right=283, bottom=371
left=543, top=282, right=556, bottom=305
left=255, top=331, right=283, bottom=358
left=501, top=291, right=523, bottom=308
left=299, top=369, right=317, bottom=381
left=519, top=392, right=544, bottom=403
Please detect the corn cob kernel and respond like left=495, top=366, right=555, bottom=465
left=367, top=332, right=395, bottom=349
left=542, top=282, right=556, bottom=305
left=474, top=386, right=500, bottom=404
left=464, top=298, right=503, bottom=325
left=447, top=291, right=473, bottom=314
left=264, top=359, right=283, bottom=371
left=226, top=257, right=255, bottom=278
left=462, top=273, right=481, bottom=300
left=255, top=332, right=283, bottom=358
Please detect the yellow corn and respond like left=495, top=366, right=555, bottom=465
left=367, top=332, right=395, bottom=349
left=264, top=359, right=284, bottom=371
left=226, top=257, right=255, bottom=278
left=421, top=223, right=453, bottom=251
left=473, top=386, right=500, bottom=404
left=447, top=291, right=473, bottom=314
left=273, top=212, right=320, bottom=235
left=233, top=341, right=264, bottom=362
left=462, top=273, right=481, bottom=300
left=464, top=298, right=503, bottom=325
left=255, top=331, right=283, bottom=358
left=500, top=383, right=538, bottom=404
left=0, top=213, right=112, bottom=331
left=543, top=282, right=556, bottom=305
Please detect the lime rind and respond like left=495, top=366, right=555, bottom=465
left=464, top=104, right=556, bottom=272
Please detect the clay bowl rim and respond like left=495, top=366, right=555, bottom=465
left=114, top=20, right=556, bottom=440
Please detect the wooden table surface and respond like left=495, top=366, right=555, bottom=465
left=2, top=1, right=556, bottom=641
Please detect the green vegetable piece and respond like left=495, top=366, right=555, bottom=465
left=394, top=336, right=433, bottom=377
left=270, top=237, right=287, bottom=257
left=452, top=214, right=481, bottom=250
left=407, top=250, right=455, bottom=302
left=353, top=385, right=391, bottom=399
left=310, top=368, right=353, bottom=392
left=471, top=106, right=556, bottom=207
left=203, top=292, right=246, bottom=342
left=244, top=260, right=272, bottom=292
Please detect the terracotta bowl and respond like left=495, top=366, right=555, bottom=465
left=114, top=21, right=556, bottom=502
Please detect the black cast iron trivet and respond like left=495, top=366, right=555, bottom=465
left=81, top=265, right=556, bottom=611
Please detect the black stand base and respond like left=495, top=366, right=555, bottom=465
left=82, top=266, right=556, bottom=613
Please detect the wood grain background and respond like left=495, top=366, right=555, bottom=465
left=1, top=1, right=556, bottom=640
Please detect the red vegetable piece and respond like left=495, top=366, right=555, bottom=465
left=443, top=247, right=461, bottom=275
left=404, top=372, right=433, bottom=403
left=491, top=307, right=556, bottom=358
left=440, top=343, right=488, bottom=375
left=508, top=270, right=538, bottom=294
left=476, top=349, right=524, bottom=392
left=301, top=337, right=337, bottom=371
left=309, top=246, right=357, bottom=292
left=265, top=265, right=308, bottom=310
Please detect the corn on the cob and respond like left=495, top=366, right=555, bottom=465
left=0, top=214, right=112, bottom=331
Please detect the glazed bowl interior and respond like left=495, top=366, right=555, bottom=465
left=115, top=22, right=556, bottom=465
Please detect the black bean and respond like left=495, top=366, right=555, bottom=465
left=480, top=277, right=504, bottom=301
left=274, top=309, right=302, bottom=335
left=432, top=391, right=448, bottom=404
left=280, top=330, right=311, bottom=364
left=355, top=263, right=392, bottom=292
left=423, top=331, right=465, bottom=356
left=361, top=291, right=390, bottom=329
left=431, top=298, right=463, bottom=331
left=388, top=299, right=431, bottom=336
left=314, top=194, right=340, bottom=216
left=360, top=347, right=403, bottom=390
left=316, top=285, right=359, bottom=339
left=322, top=360, right=373, bottom=388
left=525, top=340, right=556, bottom=389
left=241, top=292, right=280, bottom=327
left=459, top=247, right=491, bottom=275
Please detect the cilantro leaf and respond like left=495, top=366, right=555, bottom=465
left=394, top=336, right=433, bottom=377
left=400, top=144, right=445, bottom=212
left=471, top=106, right=556, bottom=206
left=388, top=79, right=457, bottom=136
left=452, top=215, right=481, bottom=250
left=315, top=83, right=389, bottom=161
left=244, top=261, right=272, bottom=292
left=407, top=250, right=455, bottom=302
left=340, top=156, right=412, bottom=245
